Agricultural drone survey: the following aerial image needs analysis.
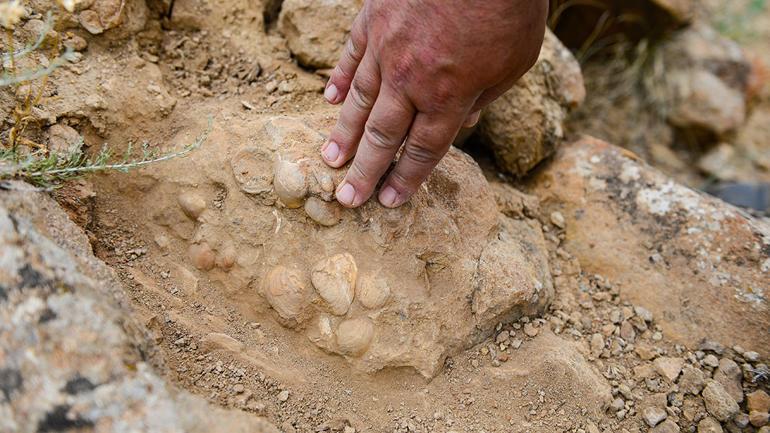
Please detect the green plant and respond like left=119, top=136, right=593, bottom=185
left=1, top=1, right=207, bottom=189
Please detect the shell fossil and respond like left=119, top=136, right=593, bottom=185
left=177, top=191, right=207, bottom=220
left=356, top=275, right=390, bottom=309
left=304, top=197, right=341, bottom=227
left=262, top=266, right=308, bottom=322
left=273, top=157, right=307, bottom=208
left=230, top=147, right=274, bottom=203
left=336, top=317, right=374, bottom=356
left=311, top=253, right=357, bottom=316
left=188, top=242, right=215, bottom=271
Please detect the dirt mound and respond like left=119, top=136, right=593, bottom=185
left=93, top=111, right=553, bottom=378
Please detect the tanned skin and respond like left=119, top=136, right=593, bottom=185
left=321, top=0, right=549, bottom=208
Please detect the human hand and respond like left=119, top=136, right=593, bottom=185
left=321, top=0, right=548, bottom=208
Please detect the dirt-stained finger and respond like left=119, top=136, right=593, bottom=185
left=324, top=11, right=367, bottom=105
left=377, top=111, right=466, bottom=208
left=335, top=85, right=416, bottom=208
left=322, top=50, right=381, bottom=169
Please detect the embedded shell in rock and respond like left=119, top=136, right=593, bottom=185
left=336, top=318, right=375, bottom=356
left=311, top=253, right=357, bottom=316
left=262, top=266, right=309, bottom=324
left=356, top=275, right=390, bottom=309
left=274, top=157, right=308, bottom=208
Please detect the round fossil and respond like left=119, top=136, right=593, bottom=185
left=356, top=275, right=390, bottom=309
left=311, top=253, right=357, bottom=316
left=304, top=197, right=341, bottom=227
left=231, top=147, right=275, bottom=203
left=215, top=245, right=237, bottom=270
left=262, top=266, right=308, bottom=323
left=177, top=191, right=206, bottom=220
left=188, top=242, right=215, bottom=271
left=336, top=317, right=374, bottom=356
left=273, top=157, right=307, bottom=208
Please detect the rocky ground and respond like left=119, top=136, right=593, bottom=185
left=1, top=0, right=769, bottom=432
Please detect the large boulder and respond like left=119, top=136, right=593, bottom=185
left=278, top=0, right=362, bottom=69
left=527, top=136, right=770, bottom=357
left=477, top=28, right=585, bottom=177
left=0, top=184, right=279, bottom=433
left=104, top=112, right=554, bottom=378
left=660, top=23, right=752, bottom=137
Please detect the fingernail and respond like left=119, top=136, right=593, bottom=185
left=336, top=182, right=356, bottom=206
left=465, top=111, right=481, bottom=128
left=324, top=83, right=338, bottom=104
left=323, top=141, right=340, bottom=162
left=379, top=186, right=399, bottom=208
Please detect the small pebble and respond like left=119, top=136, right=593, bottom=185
left=550, top=211, right=566, bottom=228
left=277, top=390, right=290, bottom=402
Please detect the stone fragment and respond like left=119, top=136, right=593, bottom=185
left=744, top=351, right=760, bottom=362
left=748, top=391, right=770, bottom=414
left=643, top=406, right=668, bottom=427
left=636, top=344, right=657, bottom=361
left=48, top=124, right=82, bottom=156
left=634, top=306, right=654, bottom=322
left=660, top=24, right=752, bottom=137
left=750, top=411, right=770, bottom=427
left=713, top=358, right=743, bottom=404
left=734, top=412, right=751, bottom=428
left=311, top=253, right=357, bottom=316
left=703, top=354, right=720, bottom=368
left=278, top=0, right=361, bottom=69
left=697, top=417, right=723, bottom=433
left=550, top=211, right=566, bottom=229
left=654, top=357, right=684, bottom=382
left=178, top=191, right=207, bottom=220
left=702, top=380, right=739, bottom=422
left=478, top=29, right=585, bottom=177
left=652, top=419, right=681, bottom=433
left=678, top=366, right=706, bottom=395
left=64, top=34, right=88, bottom=51
left=590, top=334, right=604, bottom=356
left=277, top=390, right=290, bottom=402
left=79, top=9, right=104, bottom=34
left=523, top=323, right=539, bottom=338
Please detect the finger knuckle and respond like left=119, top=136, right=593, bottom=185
left=349, top=159, right=375, bottom=183
left=390, top=56, right=415, bottom=88
left=422, top=81, right=460, bottom=114
left=404, top=139, right=443, bottom=167
left=350, top=80, right=376, bottom=110
left=347, top=36, right=364, bottom=61
left=364, top=122, right=398, bottom=151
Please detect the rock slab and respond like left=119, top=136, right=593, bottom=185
left=527, top=136, right=770, bottom=357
